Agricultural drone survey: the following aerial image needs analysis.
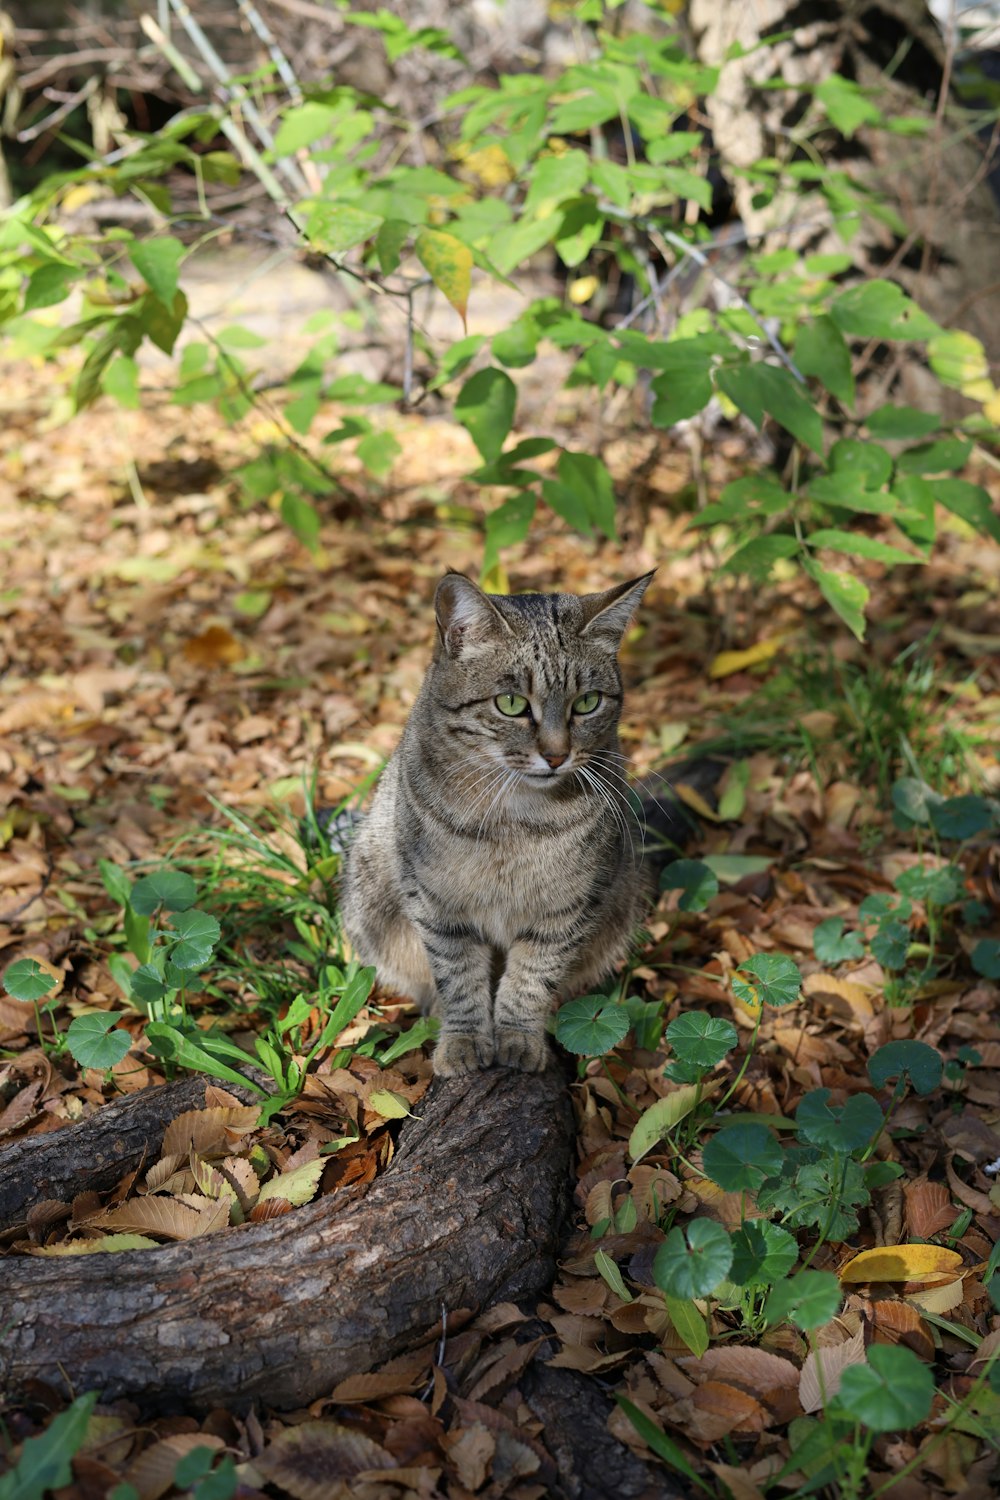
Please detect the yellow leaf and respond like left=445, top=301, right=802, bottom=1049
left=258, top=1156, right=325, bottom=1207
left=415, top=227, right=473, bottom=328
left=629, top=1084, right=711, bottom=1161
left=569, top=275, right=600, bottom=304
left=673, top=782, right=722, bottom=822
left=367, top=1088, right=412, bottom=1120
left=709, top=636, right=788, bottom=679
left=983, top=388, right=1000, bottom=424
left=840, top=1244, right=963, bottom=1282
left=479, top=561, right=509, bottom=595
left=60, top=182, right=102, bottom=215
left=28, top=1233, right=159, bottom=1255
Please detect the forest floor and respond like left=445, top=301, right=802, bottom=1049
left=2, top=260, right=1000, bottom=1500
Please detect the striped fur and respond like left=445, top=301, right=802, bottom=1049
left=341, top=571, right=654, bottom=1076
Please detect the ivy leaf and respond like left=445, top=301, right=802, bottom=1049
left=701, top=1123, right=783, bottom=1192
left=66, top=1013, right=132, bottom=1071
left=868, top=1040, right=943, bottom=1096
left=834, top=1345, right=934, bottom=1432
left=653, top=1217, right=733, bottom=1300
left=130, top=870, right=197, bottom=915
left=730, top=1221, right=799, bottom=1289
left=665, top=1012, right=738, bottom=1072
left=167, top=909, right=221, bottom=971
left=813, top=918, right=864, bottom=965
left=659, top=859, right=718, bottom=912
left=415, top=227, right=474, bottom=326
left=765, top=1269, right=842, bottom=1330
left=555, top=994, right=628, bottom=1055
left=455, top=367, right=516, bottom=463
left=796, top=1089, right=883, bottom=1154
left=3, top=957, right=58, bottom=1002
left=732, top=953, right=802, bottom=1010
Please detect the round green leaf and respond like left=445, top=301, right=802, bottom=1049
left=764, top=1269, right=841, bottom=1331
left=130, top=870, right=197, bottom=915
left=813, top=917, right=864, bottom=965
left=653, top=1217, right=733, bottom=1300
left=3, top=958, right=58, bottom=1003
left=660, top=859, right=719, bottom=912
left=867, top=1040, right=943, bottom=1096
left=835, top=1345, right=934, bottom=1432
left=167, top=909, right=221, bottom=970
left=665, top=1012, right=738, bottom=1071
left=66, top=1013, right=132, bottom=1070
left=891, top=777, right=941, bottom=827
left=928, top=794, right=996, bottom=840
left=870, top=919, right=909, bottom=970
left=702, top=1123, right=783, bottom=1193
left=130, top=964, right=169, bottom=1005
left=971, top=940, right=1000, bottom=980
left=731, top=953, right=802, bottom=1010
left=555, top=995, right=629, bottom=1056
left=729, top=1221, right=798, bottom=1289
left=894, top=865, right=962, bottom=906
left=795, top=1089, right=883, bottom=1154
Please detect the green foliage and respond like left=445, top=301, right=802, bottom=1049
left=834, top=1345, right=935, bottom=1431
left=555, top=993, right=630, bottom=1055
left=659, top=859, right=718, bottom=912
left=765, top=1270, right=842, bottom=1330
left=4, top=2, right=997, bottom=638
left=2, top=958, right=57, bottom=1002
left=731, top=953, right=803, bottom=1010
left=0, top=1393, right=97, bottom=1500
left=653, top=1217, right=733, bottom=1300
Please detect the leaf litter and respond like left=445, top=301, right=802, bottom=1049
left=0, top=344, right=999, bottom=1495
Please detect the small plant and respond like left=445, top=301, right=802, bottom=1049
left=2, top=957, right=131, bottom=1074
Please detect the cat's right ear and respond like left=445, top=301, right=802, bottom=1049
left=434, top=572, right=510, bottom=659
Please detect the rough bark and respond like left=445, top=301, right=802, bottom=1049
left=0, top=1067, right=574, bottom=1413
left=0, top=1076, right=261, bottom=1233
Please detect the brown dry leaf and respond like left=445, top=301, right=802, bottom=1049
left=904, top=1178, right=957, bottom=1239
left=677, top=1381, right=767, bottom=1440
left=872, top=1300, right=935, bottom=1359
left=145, top=1153, right=186, bottom=1191
left=551, top=1278, right=608, bottom=1316
left=905, top=1278, right=966, bottom=1315
left=331, top=1347, right=434, bottom=1403
left=677, top=1347, right=799, bottom=1393
left=840, top=1245, right=963, bottom=1282
left=249, top=1195, right=292, bottom=1222
left=95, top=1195, right=218, bottom=1241
left=467, top=1337, right=545, bottom=1403
left=442, top=1422, right=495, bottom=1490
left=802, top=972, right=875, bottom=1020
left=946, top=1157, right=995, bottom=1215
left=126, top=1434, right=225, bottom=1500
left=0, top=1080, right=44, bottom=1138
left=707, top=1462, right=769, bottom=1500
left=584, top=1180, right=614, bottom=1226
left=161, top=1106, right=260, bottom=1159
left=255, top=1422, right=395, bottom=1499
left=799, top=1327, right=866, bottom=1412
left=182, top=625, right=244, bottom=666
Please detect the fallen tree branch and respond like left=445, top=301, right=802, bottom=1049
left=1, top=1067, right=574, bottom=1412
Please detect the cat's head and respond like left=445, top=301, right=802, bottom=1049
left=427, top=571, right=653, bottom=790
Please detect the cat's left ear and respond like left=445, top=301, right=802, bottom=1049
left=578, top=571, right=655, bottom=649
left=435, top=571, right=511, bottom=659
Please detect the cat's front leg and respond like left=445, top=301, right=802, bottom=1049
left=492, top=936, right=569, bottom=1072
left=410, top=916, right=496, bottom=1075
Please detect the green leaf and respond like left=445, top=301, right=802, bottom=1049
left=555, top=994, right=629, bottom=1055
left=455, top=367, right=516, bottom=462
left=144, top=1022, right=267, bottom=1095
left=357, top=430, right=402, bottom=478
left=628, top=1086, right=702, bottom=1160
left=702, top=1123, right=783, bottom=1193
left=815, top=74, right=882, bottom=137
left=649, top=369, right=714, bottom=427
left=765, top=1269, right=841, bottom=1330
left=99, top=859, right=133, bottom=909
left=653, top=1217, right=733, bottom=1299
left=273, top=102, right=342, bottom=153
left=702, top=854, right=774, bottom=884
left=894, top=863, right=962, bottom=905
left=375, top=218, right=410, bottom=276
left=130, top=964, right=169, bottom=1006
left=614, top=1399, right=712, bottom=1495
left=101, top=354, right=140, bottom=409
left=492, top=314, right=539, bottom=369
left=829, top=437, right=893, bottom=488
left=130, top=869, right=197, bottom=915
left=3, top=958, right=58, bottom=1003
left=971, top=940, right=1000, bottom=980
left=0, top=1392, right=98, bottom=1499
left=483, top=493, right=535, bottom=576
left=24, top=262, right=77, bottom=312
left=865, top=405, right=940, bottom=440
left=808, top=473, right=898, bottom=516
left=553, top=198, right=604, bottom=267
left=871, top=919, right=909, bottom=969
left=891, top=776, right=942, bottom=827
left=806, top=528, right=918, bottom=565
left=718, top=364, right=824, bottom=453
left=659, top=859, right=718, bottom=912
left=304, top=200, right=382, bottom=256
left=895, top=439, right=973, bottom=476
left=66, top=1012, right=132, bottom=1071
left=129, top=237, right=185, bottom=307
left=524, top=149, right=590, bottom=214
left=729, top=1221, right=799, bottom=1289
left=664, top=1295, right=709, bottom=1358
left=868, top=1039, right=943, bottom=1096
left=835, top=1345, right=934, bottom=1431
left=722, top=534, right=799, bottom=581
left=167, top=909, right=221, bottom=971
left=932, top=479, right=1000, bottom=544
left=731, top=953, right=802, bottom=1010
left=802, top=558, right=869, bottom=640
left=928, top=795, right=996, bottom=840
left=813, top=917, right=864, bottom=964
left=830, top=281, right=940, bottom=341
left=281, top=492, right=321, bottom=550
left=415, top=227, right=473, bottom=324
left=794, top=315, right=854, bottom=406
left=927, top=328, right=990, bottom=391
left=594, top=1247, right=633, bottom=1302
left=558, top=450, right=617, bottom=540
left=795, top=1089, right=883, bottom=1154
left=665, top=1011, right=737, bottom=1072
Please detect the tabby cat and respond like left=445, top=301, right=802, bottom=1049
left=341, top=570, right=654, bottom=1076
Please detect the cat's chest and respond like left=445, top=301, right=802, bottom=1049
left=415, top=819, right=590, bottom=930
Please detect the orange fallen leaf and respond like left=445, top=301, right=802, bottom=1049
left=182, top=625, right=243, bottom=667
left=709, top=636, right=788, bottom=679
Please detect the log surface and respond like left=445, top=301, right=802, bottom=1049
left=1, top=1067, right=574, bottom=1412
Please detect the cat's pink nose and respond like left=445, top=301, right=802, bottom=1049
left=543, top=751, right=568, bottom=769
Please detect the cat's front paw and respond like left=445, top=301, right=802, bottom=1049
left=494, top=1027, right=549, bottom=1073
left=434, top=1031, right=495, bottom=1076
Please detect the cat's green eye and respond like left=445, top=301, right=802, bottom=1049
left=495, top=693, right=529, bottom=717
left=572, top=691, right=602, bottom=715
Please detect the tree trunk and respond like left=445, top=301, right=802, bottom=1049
left=0, top=1067, right=574, bottom=1412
